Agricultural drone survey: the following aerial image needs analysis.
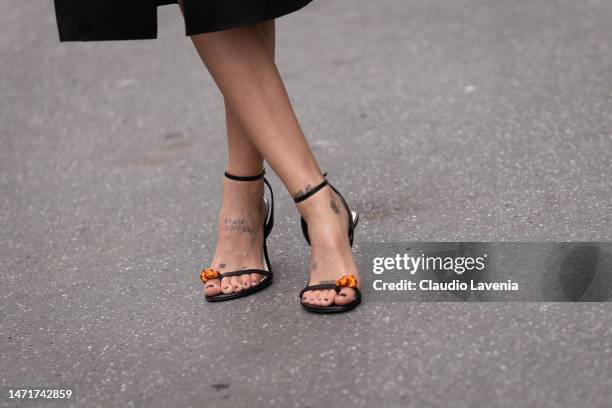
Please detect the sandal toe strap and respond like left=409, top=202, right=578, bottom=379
left=200, top=268, right=272, bottom=283
left=298, top=275, right=361, bottom=299
left=219, top=269, right=272, bottom=280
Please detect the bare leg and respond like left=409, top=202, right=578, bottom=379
left=202, top=21, right=277, bottom=296
left=224, top=20, right=275, bottom=178
left=191, top=23, right=358, bottom=305
left=179, top=0, right=278, bottom=296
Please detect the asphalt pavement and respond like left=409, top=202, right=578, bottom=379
left=1, top=0, right=611, bottom=407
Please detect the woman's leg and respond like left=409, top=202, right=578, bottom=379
left=190, top=24, right=358, bottom=305
left=203, top=22, right=277, bottom=297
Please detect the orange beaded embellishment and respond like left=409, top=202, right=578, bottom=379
left=200, top=268, right=221, bottom=283
left=335, top=274, right=358, bottom=289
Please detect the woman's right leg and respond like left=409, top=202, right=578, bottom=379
left=204, top=22, right=276, bottom=297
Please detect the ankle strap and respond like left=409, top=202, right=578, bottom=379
left=293, top=172, right=328, bottom=203
left=224, top=168, right=265, bottom=181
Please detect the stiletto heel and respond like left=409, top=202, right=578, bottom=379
left=200, top=168, right=274, bottom=302
left=294, top=173, right=361, bottom=313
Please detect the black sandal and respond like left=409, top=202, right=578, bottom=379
left=294, top=173, right=361, bottom=313
left=200, top=169, right=274, bottom=302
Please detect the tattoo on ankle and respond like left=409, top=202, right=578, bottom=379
left=219, top=263, right=226, bottom=269
left=222, top=217, right=254, bottom=233
left=330, top=199, right=340, bottom=214
left=320, top=280, right=336, bottom=284
left=292, top=184, right=313, bottom=201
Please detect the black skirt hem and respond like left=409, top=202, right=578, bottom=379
left=183, top=0, right=313, bottom=36
left=56, top=0, right=313, bottom=42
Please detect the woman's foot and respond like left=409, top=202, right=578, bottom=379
left=297, top=185, right=360, bottom=307
left=203, top=176, right=267, bottom=297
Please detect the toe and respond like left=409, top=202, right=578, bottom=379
left=334, top=287, right=357, bottom=305
left=251, top=273, right=261, bottom=286
left=204, top=278, right=221, bottom=297
left=306, top=290, right=318, bottom=305
left=305, top=290, right=319, bottom=305
left=319, top=289, right=335, bottom=306
left=312, top=290, right=324, bottom=306
left=240, top=274, right=252, bottom=290
left=314, top=290, right=325, bottom=305
left=301, top=289, right=313, bottom=304
left=221, top=277, right=233, bottom=294
left=230, top=276, right=243, bottom=293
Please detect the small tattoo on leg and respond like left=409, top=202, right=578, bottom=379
left=292, top=184, right=313, bottom=201
left=330, top=199, right=340, bottom=214
left=222, top=217, right=254, bottom=233
left=219, top=263, right=226, bottom=269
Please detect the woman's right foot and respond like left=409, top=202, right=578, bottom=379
left=296, top=184, right=360, bottom=307
left=203, top=175, right=268, bottom=297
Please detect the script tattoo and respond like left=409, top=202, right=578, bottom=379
left=222, top=217, right=254, bottom=233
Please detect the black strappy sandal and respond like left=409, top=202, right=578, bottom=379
left=294, top=173, right=361, bottom=313
left=200, top=169, right=274, bottom=302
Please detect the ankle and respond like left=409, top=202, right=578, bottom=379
left=223, top=177, right=264, bottom=197
left=297, top=187, right=346, bottom=226
left=220, top=181, right=265, bottom=221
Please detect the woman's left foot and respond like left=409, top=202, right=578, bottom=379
left=297, top=185, right=360, bottom=306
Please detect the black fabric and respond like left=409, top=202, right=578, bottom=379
left=220, top=269, right=272, bottom=279
left=224, top=169, right=265, bottom=181
left=263, top=177, right=274, bottom=239
left=54, top=0, right=313, bottom=42
left=54, top=0, right=158, bottom=41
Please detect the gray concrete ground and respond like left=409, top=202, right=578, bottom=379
left=1, top=0, right=611, bottom=407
